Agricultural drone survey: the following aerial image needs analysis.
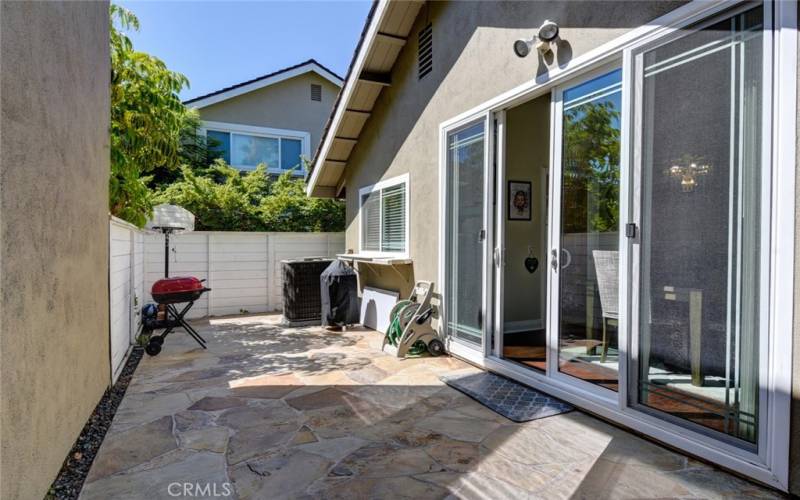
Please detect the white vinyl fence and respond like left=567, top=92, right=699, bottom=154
left=108, top=215, right=344, bottom=379
left=109, top=217, right=145, bottom=382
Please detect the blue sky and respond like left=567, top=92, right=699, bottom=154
left=118, top=1, right=372, bottom=100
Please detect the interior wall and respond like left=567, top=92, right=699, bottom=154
left=503, top=95, right=550, bottom=331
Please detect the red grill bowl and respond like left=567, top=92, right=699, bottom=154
left=151, top=276, right=208, bottom=304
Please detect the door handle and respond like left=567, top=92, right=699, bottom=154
left=551, top=249, right=558, bottom=271
left=561, top=248, right=572, bottom=269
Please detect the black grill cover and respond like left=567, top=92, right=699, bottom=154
left=320, top=260, right=359, bottom=326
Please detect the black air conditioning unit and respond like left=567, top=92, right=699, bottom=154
left=282, top=258, right=334, bottom=325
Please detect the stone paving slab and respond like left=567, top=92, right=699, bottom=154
left=80, top=314, right=783, bottom=499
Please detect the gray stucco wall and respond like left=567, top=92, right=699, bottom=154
left=790, top=10, right=800, bottom=495
left=197, top=72, right=340, bottom=154
left=342, top=0, right=684, bottom=299
left=0, top=2, right=111, bottom=499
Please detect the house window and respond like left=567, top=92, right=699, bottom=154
left=203, top=123, right=308, bottom=174
left=206, top=130, right=231, bottom=164
left=359, top=175, right=408, bottom=255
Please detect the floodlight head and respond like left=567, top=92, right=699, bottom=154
left=537, top=20, right=559, bottom=42
left=513, top=37, right=534, bottom=58
left=513, top=20, right=560, bottom=58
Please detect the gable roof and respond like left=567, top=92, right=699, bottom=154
left=184, top=59, right=344, bottom=109
left=306, top=1, right=424, bottom=198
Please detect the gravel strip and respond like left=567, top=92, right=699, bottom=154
left=45, top=347, right=144, bottom=500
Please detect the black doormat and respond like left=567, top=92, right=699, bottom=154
left=441, top=371, right=573, bottom=422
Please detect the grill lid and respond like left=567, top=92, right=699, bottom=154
left=152, top=276, right=205, bottom=295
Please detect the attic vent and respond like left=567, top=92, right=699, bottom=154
left=311, top=84, right=322, bottom=101
left=418, top=23, right=432, bottom=80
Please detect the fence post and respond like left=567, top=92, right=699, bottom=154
left=128, top=225, right=136, bottom=346
left=266, top=233, right=273, bottom=311
left=206, top=233, right=212, bottom=317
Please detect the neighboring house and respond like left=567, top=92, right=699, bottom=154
left=1, top=2, right=110, bottom=500
left=308, top=0, right=799, bottom=494
left=185, top=59, right=342, bottom=176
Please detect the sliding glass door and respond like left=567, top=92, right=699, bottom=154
left=549, top=68, right=622, bottom=394
left=444, top=118, right=491, bottom=351
left=478, top=0, right=789, bottom=485
left=631, top=4, right=767, bottom=447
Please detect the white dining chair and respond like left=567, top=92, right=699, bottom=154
left=592, top=250, right=619, bottom=363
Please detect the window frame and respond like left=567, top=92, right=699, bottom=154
left=200, top=121, right=311, bottom=175
left=358, top=173, right=410, bottom=258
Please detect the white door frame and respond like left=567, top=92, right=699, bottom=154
left=546, top=63, right=623, bottom=404
left=437, top=0, right=795, bottom=490
left=438, top=112, right=494, bottom=367
left=492, top=110, right=507, bottom=359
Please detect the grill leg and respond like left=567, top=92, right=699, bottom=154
left=170, top=303, right=207, bottom=343
left=167, top=303, right=207, bottom=348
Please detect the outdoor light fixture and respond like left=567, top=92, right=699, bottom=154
left=514, top=20, right=560, bottom=57
left=667, top=157, right=711, bottom=192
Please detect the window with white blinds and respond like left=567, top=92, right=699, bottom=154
left=361, top=191, right=381, bottom=251
left=359, top=177, right=407, bottom=254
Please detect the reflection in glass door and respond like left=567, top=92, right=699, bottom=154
left=445, top=120, right=487, bottom=345
left=634, top=5, right=764, bottom=446
left=553, top=69, right=622, bottom=392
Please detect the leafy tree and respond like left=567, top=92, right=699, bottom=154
left=110, top=4, right=192, bottom=226
left=110, top=4, right=344, bottom=233
left=154, top=161, right=268, bottom=231
left=258, top=170, right=346, bottom=232
left=154, top=162, right=345, bottom=232
left=562, top=100, right=620, bottom=233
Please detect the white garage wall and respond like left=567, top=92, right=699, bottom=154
left=108, top=217, right=345, bottom=377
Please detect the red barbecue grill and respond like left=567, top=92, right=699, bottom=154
left=143, top=276, right=211, bottom=356
left=141, top=204, right=209, bottom=356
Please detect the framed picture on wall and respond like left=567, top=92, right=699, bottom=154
left=508, top=181, right=531, bottom=221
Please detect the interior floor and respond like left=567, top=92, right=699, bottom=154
left=502, top=330, right=546, bottom=371
left=501, top=329, right=733, bottom=434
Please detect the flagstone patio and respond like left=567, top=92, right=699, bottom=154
left=80, top=314, right=781, bottom=499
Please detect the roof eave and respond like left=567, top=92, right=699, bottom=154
left=306, top=0, right=391, bottom=198
left=184, top=60, right=344, bottom=110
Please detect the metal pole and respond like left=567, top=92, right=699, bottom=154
left=164, top=230, right=170, bottom=278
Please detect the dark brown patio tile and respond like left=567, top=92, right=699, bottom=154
left=285, top=387, right=355, bottom=411
left=329, top=442, right=446, bottom=478
left=188, top=396, right=246, bottom=411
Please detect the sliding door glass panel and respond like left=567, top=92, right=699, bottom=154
left=557, top=69, right=622, bottom=391
left=636, top=6, right=763, bottom=446
left=446, top=121, right=486, bottom=345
